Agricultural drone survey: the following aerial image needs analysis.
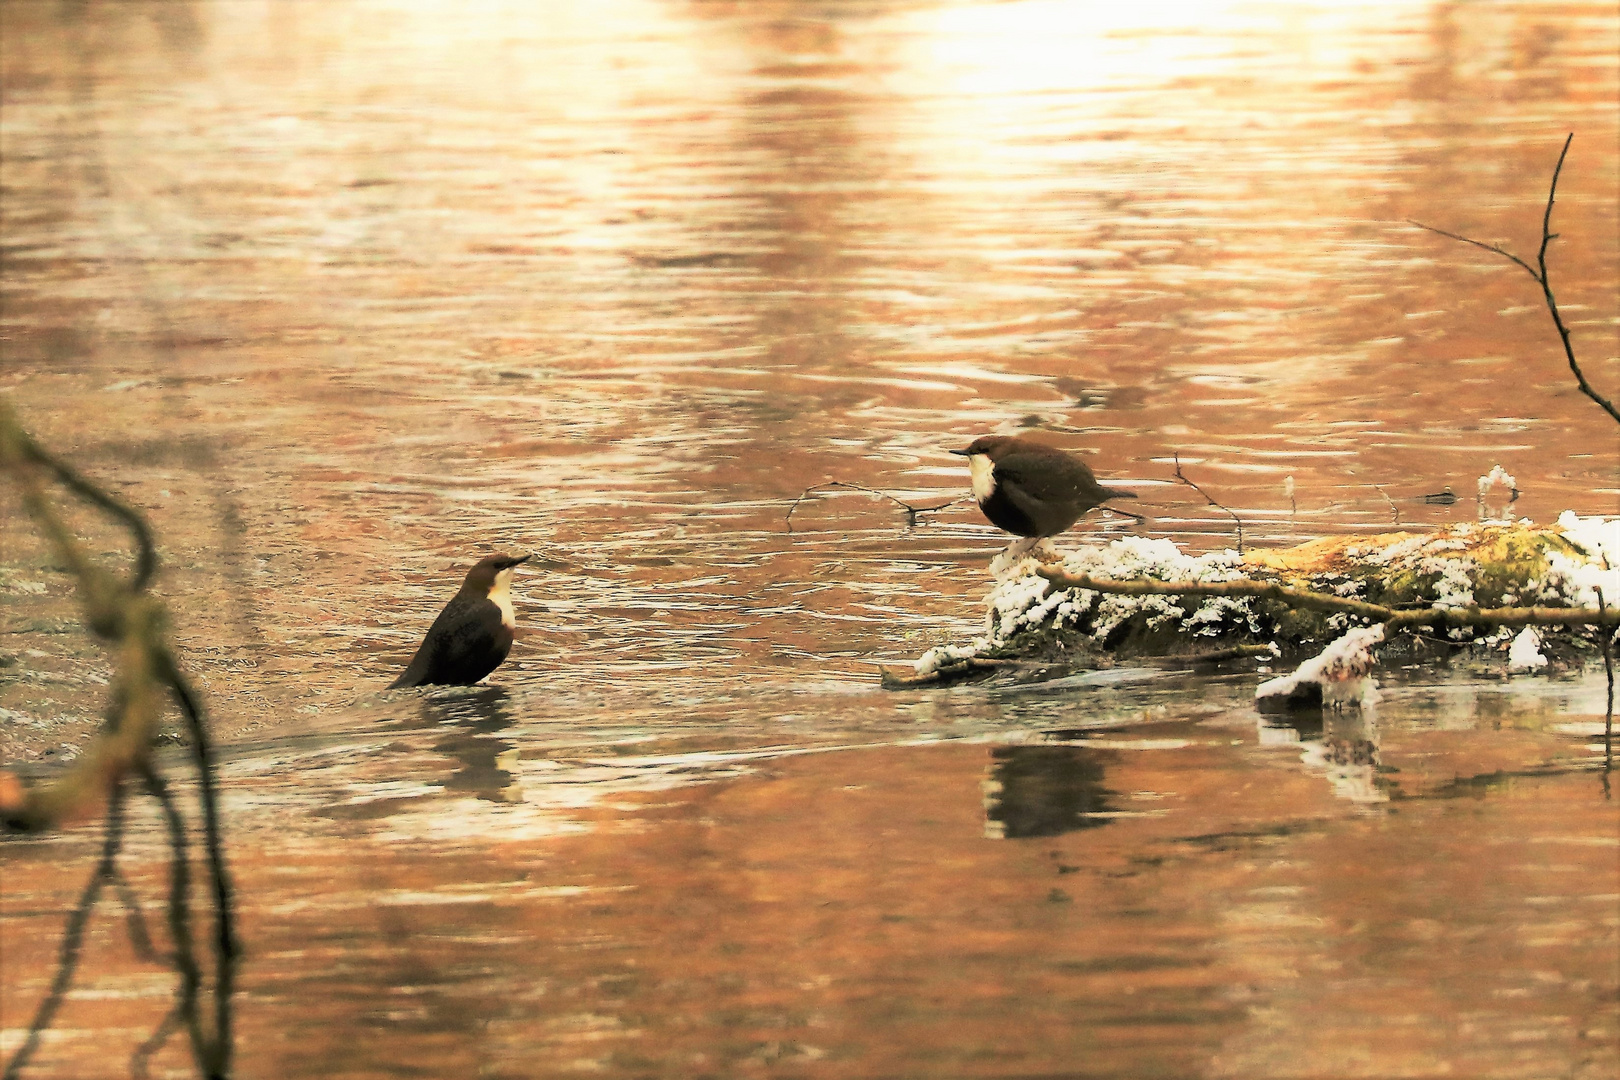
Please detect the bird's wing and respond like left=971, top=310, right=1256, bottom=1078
left=997, top=449, right=1134, bottom=506
left=993, top=448, right=1133, bottom=532
left=390, top=594, right=491, bottom=687
left=993, top=448, right=1092, bottom=505
left=435, top=599, right=506, bottom=663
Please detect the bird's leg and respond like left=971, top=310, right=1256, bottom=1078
left=1005, top=536, right=1040, bottom=561
left=989, top=537, right=1036, bottom=580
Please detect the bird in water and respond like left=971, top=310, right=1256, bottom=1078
left=389, top=553, right=531, bottom=689
left=950, top=435, right=1136, bottom=545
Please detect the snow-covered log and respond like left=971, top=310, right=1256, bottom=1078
left=896, top=516, right=1617, bottom=688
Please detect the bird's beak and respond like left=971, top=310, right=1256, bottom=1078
left=505, top=554, right=533, bottom=569
left=948, top=448, right=972, bottom=456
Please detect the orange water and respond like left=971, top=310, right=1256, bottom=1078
left=2, top=2, right=1617, bottom=1077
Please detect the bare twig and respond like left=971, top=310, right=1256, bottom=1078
left=1407, top=220, right=1540, bottom=279
left=1599, top=587, right=1613, bottom=779
left=3, top=417, right=157, bottom=591
left=1374, top=485, right=1400, bottom=525
left=1411, top=133, right=1619, bottom=426
left=1173, top=453, right=1244, bottom=551
left=159, top=661, right=238, bottom=1077
left=1146, top=643, right=1278, bottom=666
left=1034, top=566, right=1606, bottom=635
left=785, top=480, right=969, bottom=533
left=144, top=764, right=210, bottom=1072
left=131, top=1010, right=184, bottom=1080
left=0, top=404, right=237, bottom=1080
left=0, top=419, right=168, bottom=828
left=111, top=866, right=161, bottom=963
left=3, top=782, right=127, bottom=1080
left=880, top=643, right=1275, bottom=689
left=880, top=657, right=1021, bottom=687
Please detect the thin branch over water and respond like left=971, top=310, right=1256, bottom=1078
left=1410, top=133, right=1619, bottom=426
left=1173, top=453, right=1244, bottom=552
left=786, top=480, right=970, bottom=533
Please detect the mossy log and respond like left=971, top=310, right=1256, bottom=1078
left=891, top=520, right=1616, bottom=688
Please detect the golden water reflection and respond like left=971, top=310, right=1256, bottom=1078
left=2, top=676, right=1614, bottom=1078
left=2, top=0, right=1617, bottom=1076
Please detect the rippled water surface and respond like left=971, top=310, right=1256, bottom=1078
left=2, top=1, right=1617, bottom=1077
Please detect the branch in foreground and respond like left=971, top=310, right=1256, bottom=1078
left=0, top=403, right=237, bottom=1080
left=2, top=421, right=158, bottom=592
left=1, top=783, right=128, bottom=1080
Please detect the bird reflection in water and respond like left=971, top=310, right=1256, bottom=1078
left=982, top=745, right=1114, bottom=839
left=1258, top=704, right=1386, bottom=805
left=418, top=686, right=524, bottom=804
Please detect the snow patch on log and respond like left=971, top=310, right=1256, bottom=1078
left=915, top=536, right=1251, bottom=676
left=1506, top=627, right=1548, bottom=672
left=1255, top=625, right=1385, bottom=711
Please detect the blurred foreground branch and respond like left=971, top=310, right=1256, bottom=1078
left=1, top=404, right=237, bottom=1079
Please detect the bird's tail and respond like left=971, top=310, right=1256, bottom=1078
left=388, top=670, right=423, bottom=690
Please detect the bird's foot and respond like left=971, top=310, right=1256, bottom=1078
left=990, top=536, right=1059, bottom=580
left=1005, top=536, right=1061, bottom=562
left=1029, top=537, right=1061, bottom=564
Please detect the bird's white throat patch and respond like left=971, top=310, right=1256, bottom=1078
left=490, top=568, right=517, bottom=629
left=968, top=454, right=997, bottom=502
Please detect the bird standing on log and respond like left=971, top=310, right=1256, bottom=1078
left=389, top=553, right=531, bottom=688
left=950, top=435, right=1135, bottom=541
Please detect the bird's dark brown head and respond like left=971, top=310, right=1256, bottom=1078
left=949, top=435, right=1020, bottom=459
left=460, top=553, right=532, bottom=594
